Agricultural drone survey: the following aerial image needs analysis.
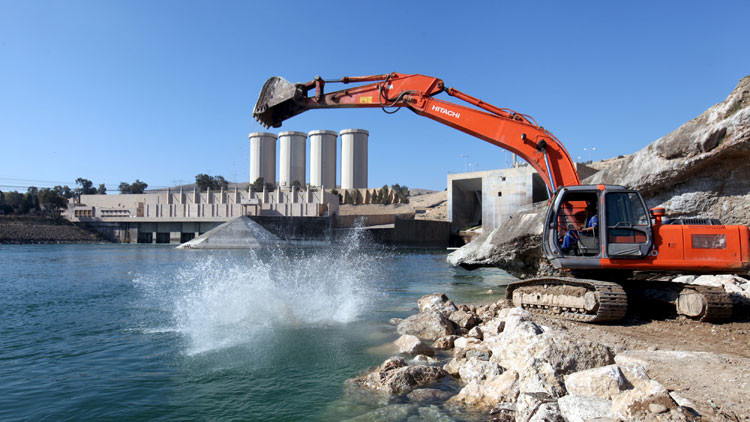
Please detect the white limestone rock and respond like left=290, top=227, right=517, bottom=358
left=557, top=395, right=615, bottom=422
left=611, top=379, right=677, bottom=421
left=397, top=310, right=456, bottom=341
left=417, top=293, right=458, bottom=316
left=564, top=364, right=630, bottom=400
left=395, top=334, right=434, bottom=356
left=516, top=392, right=564, bottom=422
left=446, top=370, right=519, bottom=412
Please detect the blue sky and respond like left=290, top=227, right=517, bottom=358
left=1, top=1, right=749, bottom=192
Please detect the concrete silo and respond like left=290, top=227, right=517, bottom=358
left=279, top=131, right=306, bottom=187
left=249, top=132, right=277, bottom=186
left=340, top=128, right=369, bottom=189
left=309, top=130, right=337, bottom=189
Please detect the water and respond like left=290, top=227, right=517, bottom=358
left=0, top=236, right=514, bottom=421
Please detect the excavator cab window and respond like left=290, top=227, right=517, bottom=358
left=555, top=192, right=600, bottom=257
left=604, top=191, right=652, bottom=257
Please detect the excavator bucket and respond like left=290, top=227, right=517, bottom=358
left=252, top=76, right=308, bottom=128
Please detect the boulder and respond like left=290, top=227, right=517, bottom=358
left=397, top=311, right=455, bottom=340
left=465, top=348, right=491, bottom=361
left=477, top=317, right=505, bottom=339
left=432, top=335, right=457, bottom=350
left=395, top=334, right=434, bottom=356
left=457, top=357, right=504, bottom=383
left=447, top=370, right=519, bottom=411
left=518, top=358, right=567, bottom=398
left=411, top=354, right=439, bottom=365
left=349, top=403, right=416, bottom=422
left=613, top=354, right=651, bottom=389
left=411, top=405, right=455, bottom=422
left=557, top=395, right=615, bottom=422
left=475, top=303, right=499, bottom=321
left=611, top=379, right=677, bottom=421
left=418, top=293, right=458, bottom=316
left=564, top=364, right=630, bottom=400
left=491, top=327, right=614, bottom=377
left=448, top=309, right=479, bottom=330
left=516, top=392, right=564, bottom=422
left=443, top=357, right=463, bottom=377
left=453, top=336, right=483, bottom=350
left=405, top=388, right=454, bottom=404
left=467, top=326, right=483, bottom=340
left=350, top=356, right=448, bottom=395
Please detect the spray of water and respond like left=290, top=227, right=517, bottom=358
left=134, top=229, right=386, bottom=355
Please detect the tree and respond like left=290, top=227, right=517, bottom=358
left=22, top=187, right=40, bottom=214
left=54, top=185, right=74, bottom=199
left=75, top=178, right=97, bottom=196
left=195, top=174, right=229, bottom=191
left=97, top=184, right=107, bottom=194
left=118, top=182, right=132, bottom=194
left=130, top=179, right=148, bottom=194
left=378, top=184, right=390, bottom=204
left=391, top=184, right=410, bottom=204
left=119, top=180, right=148, bottom=194
left=38, top=188, right=68, bottom=216
left=250, top=177, right=265, bottom=192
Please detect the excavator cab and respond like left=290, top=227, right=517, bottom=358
left=543, top=185, right=654, bottom=270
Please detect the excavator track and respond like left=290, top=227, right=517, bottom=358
left=505, top=277, right=628, bottom=323
left=507, top=278, right=734, bottom=323
left=673, top=283, right=733, bottom=322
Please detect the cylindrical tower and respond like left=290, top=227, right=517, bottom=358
left=249, top=132, right=277, bottom=186
left=279, top=131, right=307, bottom=187
left=340, top=128, right=369, bottom=189
left=309, top=130, right=337, bottom=189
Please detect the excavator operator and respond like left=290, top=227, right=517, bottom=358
left=561, top=202, right=598, bottom=254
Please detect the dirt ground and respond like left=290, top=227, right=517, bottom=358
left=533, top=313, right=750, bottom=420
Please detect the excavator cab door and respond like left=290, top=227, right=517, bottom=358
left=602, top=189, right=653, bottom=258
left=543, top=186, right=602, bottom=268
left=543, top=186, right=654, bottom=269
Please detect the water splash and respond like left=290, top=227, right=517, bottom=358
left=134, top=229, right=385, bottom=355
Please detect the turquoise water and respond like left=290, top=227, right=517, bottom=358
left=0, top=236, right=513, bottom=421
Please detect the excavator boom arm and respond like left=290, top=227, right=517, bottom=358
left=253, top=72, right=580, bottom=192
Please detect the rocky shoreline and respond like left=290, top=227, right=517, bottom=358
left=340, top=292, right=750, bottom=422
left=0, top=216, right=109, bottom=244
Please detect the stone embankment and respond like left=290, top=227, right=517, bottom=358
left=0, top=216, right=108, bottom=244
left=344, top=292, right=750, bottom=421
left=448, top=75, right=750, bottom=276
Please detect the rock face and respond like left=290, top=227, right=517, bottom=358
left=448, top=75, right=750, bottom=275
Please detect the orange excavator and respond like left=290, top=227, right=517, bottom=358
left=253, top=72, right=750, bottom=322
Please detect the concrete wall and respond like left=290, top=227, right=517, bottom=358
left=67, top=187, right=338, bottom=219
left=448, top=166, right=548, bottom=232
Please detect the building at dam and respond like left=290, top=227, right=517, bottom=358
left=447, top=162, right=598, bottom=234
left=63, top=128, right=371, bottom=244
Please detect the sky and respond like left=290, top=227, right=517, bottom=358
left=1, top=1, right=749, bottom=192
